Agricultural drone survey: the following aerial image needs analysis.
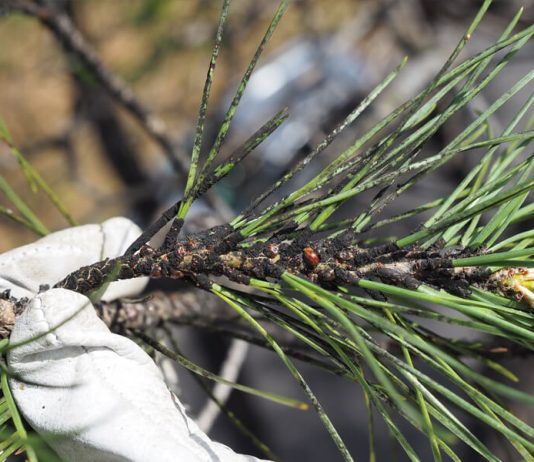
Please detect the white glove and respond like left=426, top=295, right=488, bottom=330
left=1, top=218, right=268, bottom=462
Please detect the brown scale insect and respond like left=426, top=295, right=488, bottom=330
left=263, top=243, right=279, bottom=259
left=319, top=267, right=335, bottom=283
left=303, top=247, right=320, bottom=267
left=175, top=246, right=187, bottom=259
left=336, top=249, right=352, bottom=261
left=150, top=264, right=162, bottom=278
left=138, top=244, right=155, bottom=257
left=169, top=268, right=184, bottom=278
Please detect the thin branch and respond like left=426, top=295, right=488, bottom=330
left=6, top=0, right=189, bottom=177
left=0, top=289, right=341, bottom=373
left=124, top=109, right=288, bottom=255
left=196, top=339, right=249, bottom=433
left=99, top=289, right=237, bottom=333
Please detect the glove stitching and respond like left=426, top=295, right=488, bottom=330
left=35, top=295, right=60, bottom=346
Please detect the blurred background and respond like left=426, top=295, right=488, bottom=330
left=0, top=0, right=533, bottom=460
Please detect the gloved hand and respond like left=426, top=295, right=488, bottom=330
left=1, top=217, right=268, bottom=462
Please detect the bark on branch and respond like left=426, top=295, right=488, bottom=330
left=1, top=289, right=530, bottom=362
left=55, top=223, right=495, bottom=298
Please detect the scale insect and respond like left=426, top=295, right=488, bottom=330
left=303, top=246, right=320, bottom=267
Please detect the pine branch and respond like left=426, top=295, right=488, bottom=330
left=55, top=228, right=501, bottom=300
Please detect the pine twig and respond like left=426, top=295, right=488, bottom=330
left=5, top=0, right=190, bottom=178
left=54, top=227, right=497, bottom=299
